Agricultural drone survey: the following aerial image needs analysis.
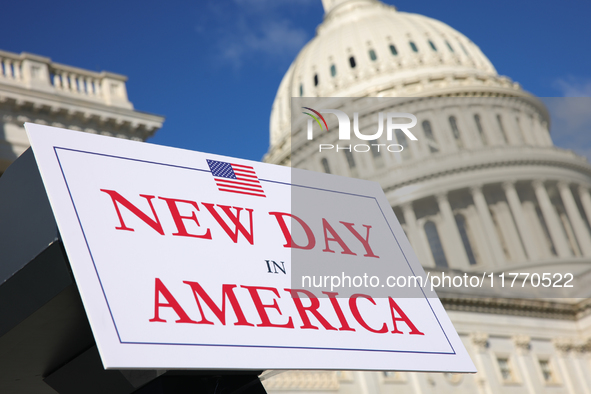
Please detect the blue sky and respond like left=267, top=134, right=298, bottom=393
left=2, top=0, right=591, bottom=161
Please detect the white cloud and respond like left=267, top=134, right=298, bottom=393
left=545, top=78, right=591, bottom=161
left=553, top=76, right=591, bottom=97
left=207, top=0, right=313, bottom=69
left=244, top=22, right=308, bottom=55
left=543, top=97, right=591, bottom=162
left=219, top=18, right=309, bottom=68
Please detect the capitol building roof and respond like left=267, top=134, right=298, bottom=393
left=270, top=0, right=523, bottom=146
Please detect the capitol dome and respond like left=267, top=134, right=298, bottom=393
left=264, top=2, right=591, bottom=392
left=270, top=0, right=521, bottom=147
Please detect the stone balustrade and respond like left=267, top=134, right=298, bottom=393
left=0, top=51, right=22, bottom=81
left=0, top=49, right=132, bottom=109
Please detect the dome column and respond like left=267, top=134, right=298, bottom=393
left=577, top=186, right=591, bottom=227
left=470, top=185, right=505, bottom=266
left=558, top=182, right=591, bottom=256
left=401, top=202, right=432, bottom=267
left=533, top=180, right=572, bottom=258
left=519, top=116, right=536, bottom=146
left=436, top=192, right=470, bottom=268
left=481, top=112, right=500, bottom=147
left=502, top=181, right=540, bottom=260
left=453, top=111, right=474, bottom=149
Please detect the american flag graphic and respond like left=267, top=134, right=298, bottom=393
left=207, top=159, right=266, bottom=197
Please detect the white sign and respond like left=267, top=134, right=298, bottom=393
left=25, top=123, right=475, bottom=373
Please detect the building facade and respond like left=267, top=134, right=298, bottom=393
left=0, top=49, right=164, bottom=175
left=264, top=1, right=591, bottom=393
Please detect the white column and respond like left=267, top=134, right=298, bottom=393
left=553, top=339, right=577, bottom=394
left=513, top=335, right=536, bottom=394
left=518, top=116, right=535, bottom=145
left=578, top=186, right=591, bottom=225
left=455, top=112, right=474, bottom=149
left=409, top=372, right=425, bottom=394
left=355, top=371, right=370, bottom=394
left=482, top=112, right=501, bottom=146
left=434, top=110, right=458, bottom=153
left=61, top=72, right=70, bottom=91
left=502, top=181, right=539, bottom=260
left=470, top=333, right=494, bottom=394
left=470, top=185, right=505, bottom=266
left=533, top=180, right=571, bottom=258
left=401, top=202, right=431, bottom=266
left=558, top=182, right=591, bottom=256
left=53, top=73, right=62, bottom=89
left=436, top=192, right=470, bottom=268
left=571, top=349, right=591, bottom=394
left=14, top=60, right=21, bottom=80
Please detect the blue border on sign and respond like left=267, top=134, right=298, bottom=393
left=53, top=146, right=455, bottom=356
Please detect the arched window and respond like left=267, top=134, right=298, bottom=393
left=299, top=84, right=303, bottom=97
left=389, top=44, right=398, bottom=56
left=449, top=116, right=463, bottom=149
left=455, top=214, right=478, bottom=265
left=428, top=40, right=437, bottom=51
left=321, top=158, right=331, bottom=174
left=370, top=138, right=384, bottom=168
left=446, top=40, right=454, bottom=52
left=422, top=120, right=439, bottom=153
left=474, top=114, right=487, bottom=145
left=368, top=49, right=377, bottom=61
left=497, top=114, right=508, bottom=143
left=409, top=41, right=418, bottom=52
left=424, top=221, right=448, bottom=268
left=395, top=129, right=411, bottom=160
left=344, top=150, right=356, bottom=169
left=330, top=64, right=336, bottom=77
left=349, top=56, right=356, bottom=68
left=313, top=74, right=319, bottom=86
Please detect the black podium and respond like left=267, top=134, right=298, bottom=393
left=0, top=149, right=267, bottom=394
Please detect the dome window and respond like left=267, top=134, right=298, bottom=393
left=449, top=116, right=463, bottom=149
left=368, top=49, right=377, bottom=61
left=299, top=84, right=303, bottom=97
left=474, top=114, right=487, bottom=145
left=349, top=56, right=356, bottom=68
left=455, top=214, right=478, bottom=265
left=395, top=129, right=412, bottom=160
left=321, top=158, right=331, bottom=174
left=422, top=120, right=439, bottom=153
left=409, top=41, right=418, bottom=52
left=424, top=221, right=448, bottom=268
left=314, top=74, right=319, bottom=87
left=428, top=40, right=437, bottom=51
left=389, top=44, right=398, bottom=56
left=370, top=138, right=381, bottom=158
left=496, top=114, right=508, bottom=143
left=330, top=64, right=336, bottom=77
left=446, top=40, right=454, bottom=52
left=344, top=149, right=356, bottom=169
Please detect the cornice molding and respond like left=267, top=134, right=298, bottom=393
left=382, top=148, right=591, bottom=194
left=442, top=297, right=591, bottom=321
